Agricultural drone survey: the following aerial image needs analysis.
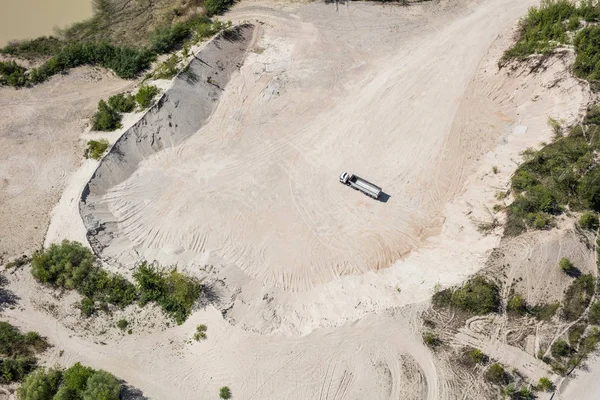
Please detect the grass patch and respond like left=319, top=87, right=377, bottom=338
left=84, top=139, right=109, bottom=160
left=432, top=276, right=500, bottom=315
left=562, top=274, right=596, bottom=321
left=579, top=211, right=600, bottom=230
left=135, top=85, right=160, bottom=108
left=31, top=241, right=202, bottom=324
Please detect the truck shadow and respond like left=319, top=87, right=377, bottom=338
left=378, top=192, right=391, bottom=203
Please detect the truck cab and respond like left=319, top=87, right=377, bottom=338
left=339, top=172, right=350, bottom=184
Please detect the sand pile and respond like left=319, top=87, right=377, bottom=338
left=80, top=25, right=256, bottom=264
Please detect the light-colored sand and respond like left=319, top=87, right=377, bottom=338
left=3, top=0, right=599, bottom=399
left=0, top=66, right=134, bottom=261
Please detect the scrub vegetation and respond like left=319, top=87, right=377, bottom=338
left=18, top=363, right=121, bottom=400
left=0, top=322, right=47, bottom=384
left=504, top=105, right=600, bottom=236
left=84, top=139, right=110, bottom=160
left=432, top=276, right=500, bottom=315
left=31, top=241, right=202, bottom=324
left=0, top=0, right=234, bottom=88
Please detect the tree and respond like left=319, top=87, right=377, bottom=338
left=91, top=100, right=122, bottom=132
left=81, top=370, right=121, bottom=400
left=559, top=258, right=579, bottom=277
left=219, top=386, right=232, bottom=399
left=63, top=362, right=93, bottom=393
left=507, top=295, right=527, bottom=315
left=17, top=368, right=62, bottom=400
left=579, top=211, right=599, bottom=230
left=485, top=363, right=506, bottom=385
left=551, top=339, right=570, bottom=358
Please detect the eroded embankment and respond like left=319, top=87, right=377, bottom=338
left=80, top=24, right=255, bottom=264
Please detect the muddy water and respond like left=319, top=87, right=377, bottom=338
left=0, top=0, right=92, bottom=46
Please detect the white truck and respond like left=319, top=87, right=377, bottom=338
left=339, top=172, right=382, bottom=199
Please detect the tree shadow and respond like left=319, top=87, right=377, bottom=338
left=121, top=383, right=149, bottom=400
left=0, top=274, right=19, bottom=311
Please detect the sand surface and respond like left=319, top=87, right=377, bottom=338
left=86, top=0, right=545, bottom=292
left=3, top=0, right=599, bottom=399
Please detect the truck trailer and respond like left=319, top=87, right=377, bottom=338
left=339, top=172, right=382, bottom=199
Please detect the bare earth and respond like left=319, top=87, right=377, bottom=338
left=1, top=0, right=598, bottom=399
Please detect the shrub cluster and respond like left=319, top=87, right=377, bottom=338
left=108, top=92, right=136, bottom=113
left=91, top=100, right=122, bottom=131
left=135, top=85, right=160, bottom=108
left=503, top=0, right=600, bottom=61
left=0, top=61, right=27, bottom=87
left=432, top=276, right=500, bottom=315
left=84, top=139, right=109, bottom=160
left=0, top=15, right=231, bottom=88
left=31, top=241, right=201, bottom=324
left=0, top=322, right=47, bottom=384
left=505, top=108, right=600, bottom=235
left=134, top=262, right=202, bottom=324
left=17, top=363, right=121, bottom=400
left=562, top=274, right=596, bottom=321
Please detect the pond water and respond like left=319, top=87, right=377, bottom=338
left=0, top=0, right=93, bottom=46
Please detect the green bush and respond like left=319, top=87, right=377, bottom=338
left=468, top=348, right=485, bottom=364
left=80, top=298, right=95, bottom=317
left=589, top=301, right=600, bottom=324
left=0, top=323, right=47, bottom=358
left=135, top=85, right=160, bottom=109
left=219, top=386, right=232, bottom=400
left=31, top=241, right=96, bottom=289
left=116, top=319, right=128, bottom=330
left=85, top=139, right=110, bottom=160
left=205, top=0, right=235, bottom=17
left=530, top=302, right=560, bottom=320
left=0, top=358, right=37, bottom=383
left=32, top=242, right=201, bottom=324
left=579, top=211, right=599, bottom=230
left=562, top=274, right=596, bottom=321
left=559, top=257, right=579, bottom=277
left=569, top=324, right=586, bottom=346
left=503, top=0, right=580, bottom=60
left=1, top=37, right=62, bottom=59
left=92, top=100, right=122, bottom=132
left=432, top=277, right=500, bottom=315
left=107, top=93, right=136, bottom=113
left=193, top=324, right=207, bottom=341
left=551, top=338, right=571, bottom=358
left=17, top=368, right=62, bottom=400
left=0, top=61, right=28, bottom=87
left=507, top=294, right=527, bottom=315
left=134, top=262, right=202, bottom=324
left=538, top=376, right=554, bottom=391
left=153, top=54, right=181, bottom=79
left=81, top=370, right=121, bottom=400
left=17, top=364, right=121, bottom=400
left=574, top=25, right=600, bottom=82
left=422, top=331, right=440, bottom=348
left=485, top=363, right=507, bottom=385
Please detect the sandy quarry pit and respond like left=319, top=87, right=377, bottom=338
left=74, top=0, right=592, bottom=336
